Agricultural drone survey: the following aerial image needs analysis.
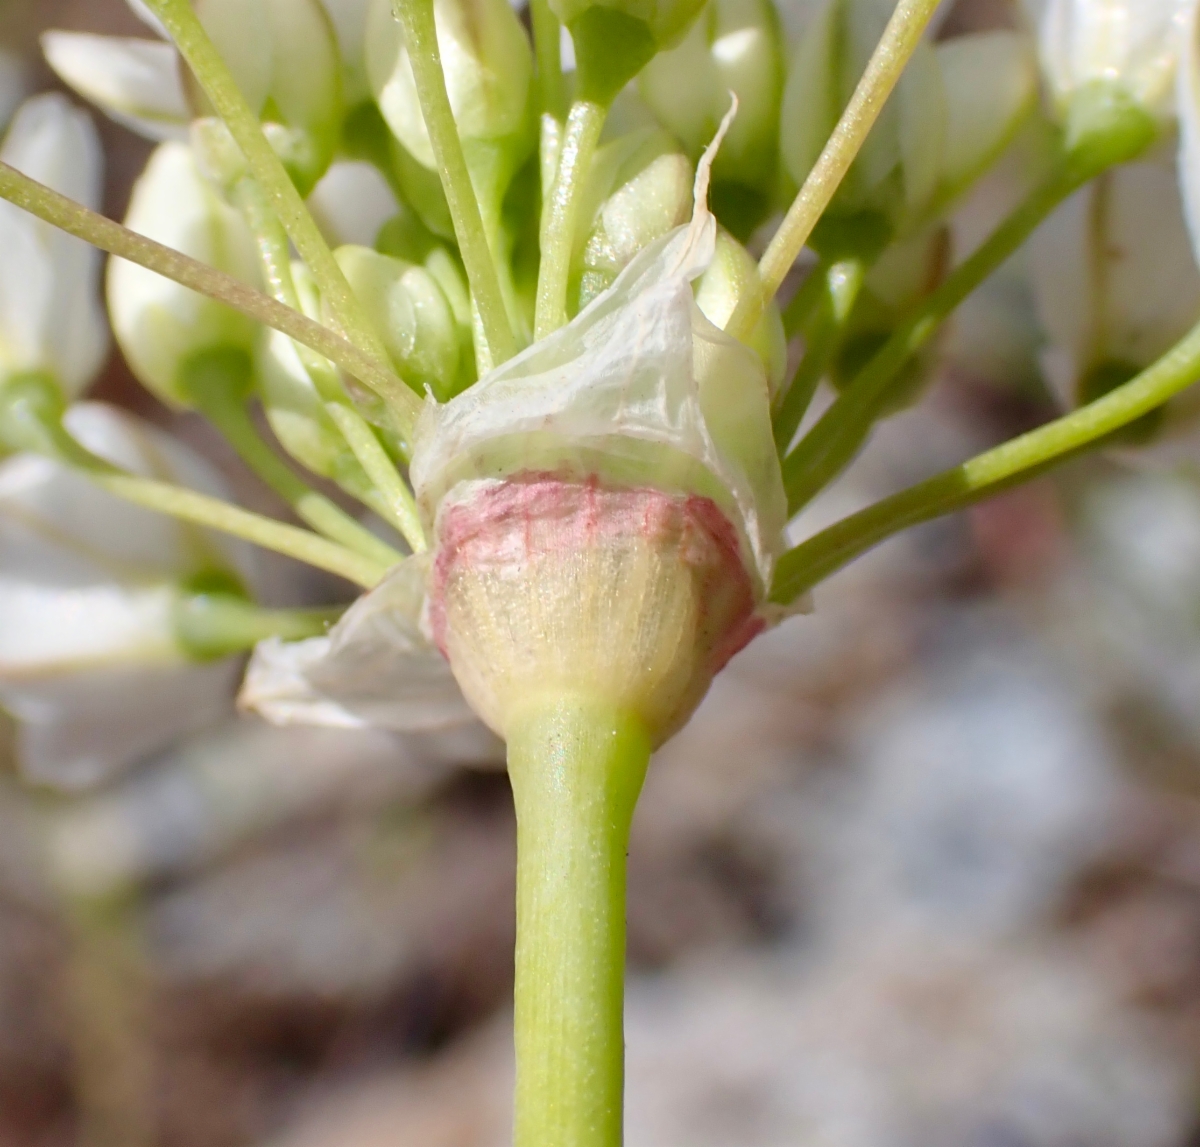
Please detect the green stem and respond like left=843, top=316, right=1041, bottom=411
left=726, top=0, right=943, bottom=344
left=770, top=314, right=1200, bottom=605
left=508, top=694, right=652, bottom=1147
left=535, top=99, right=607, bottom=340
left=392, top=0, right=517, bottom=367
left=773, top=258, right=866, bottom=450
left=174, top=594, right=345, bottom=659
left=781, top=166, right=1082, bottom=513
left=94, top=471, right=387, bottom=589
left=0, top=162, right=422, bottom=439
left=183, top=357, right=404, bottom=568
left=325, top=402, right=427, bottom=553
left=145, top=0, right=394, bottom=372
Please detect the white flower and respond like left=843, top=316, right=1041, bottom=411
left=108, top=141, right=262, bottom=408
left=0, top=95, right=108, bottom=398
left=1023, top=0, right=1192, bottom=123
left=44, top=0, right=345, bottom=167
left=1028, top=155, right=1200, bottom=461
left=0, top=404, right=252, bottom=791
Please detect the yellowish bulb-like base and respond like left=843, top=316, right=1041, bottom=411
left=427, top=472, right=761, bottom=744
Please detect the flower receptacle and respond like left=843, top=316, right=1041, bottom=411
left=427, top=472, right=763, bottom=746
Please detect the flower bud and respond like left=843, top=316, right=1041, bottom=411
left=0, top=403, right=250, bottom=790
left=334, top=244, right=465, bottom=400
left=108, top=142, right=262, bottom=408
left=571, top=127, right=693, bottom=310
left=693, top=228, right=787, bottom=398
left=308, top=159, right=401, bottom=249
left=639, top=0, right=785, bottom=235
left=192, top=0, right=344, bottom=193
left=48, top=0, right=344, bottom=189
left=1024, top=0, right=1188, bottom=156
left=1029, top=156, right=1200, bottom=457
left=0, top=95, right=108, bottom=404
left=782, top=5, right=1036, bottom=247
left=366, top=0, right=534, bottom=203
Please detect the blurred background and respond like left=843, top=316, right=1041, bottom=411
left=6, top=0, right=1200, bottom=1145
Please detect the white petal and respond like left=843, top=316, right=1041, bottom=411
left=1036, top=0, right=1191, bottom=118
left=0, top=94, right=108, bottom=393
left=319, top=0, right=373, bottom=101
left=0, top=582, right=179, bottom=673
left=936, top=32, right=1039, bottom=201
left=3, top=660, right=240, bottom=792
left=195, top=0, right=274, bottom=115
left=307, top=160, right=399, bottom=248
left=42, top=32, right=190, bottom=142
left=240, top=556, right=478, bottom=732
left=1029, top=157, right=1200, bottom=409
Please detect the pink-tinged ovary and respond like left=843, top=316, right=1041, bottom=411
left=429, top=473, right=763, bottom=743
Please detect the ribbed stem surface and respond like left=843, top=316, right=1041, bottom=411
left=508, top=694, right=652, bottom=1147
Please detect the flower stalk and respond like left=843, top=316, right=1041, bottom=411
left=391, top=0, right=518, bottom=367
left=535, top=98, right=607, bottom=338
left=509, top=695, right=651, bottom=1147
left=771, top=311, right=1200, bottom=604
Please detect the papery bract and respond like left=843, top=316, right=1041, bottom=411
left=243, top=131, right=790, bottom=745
